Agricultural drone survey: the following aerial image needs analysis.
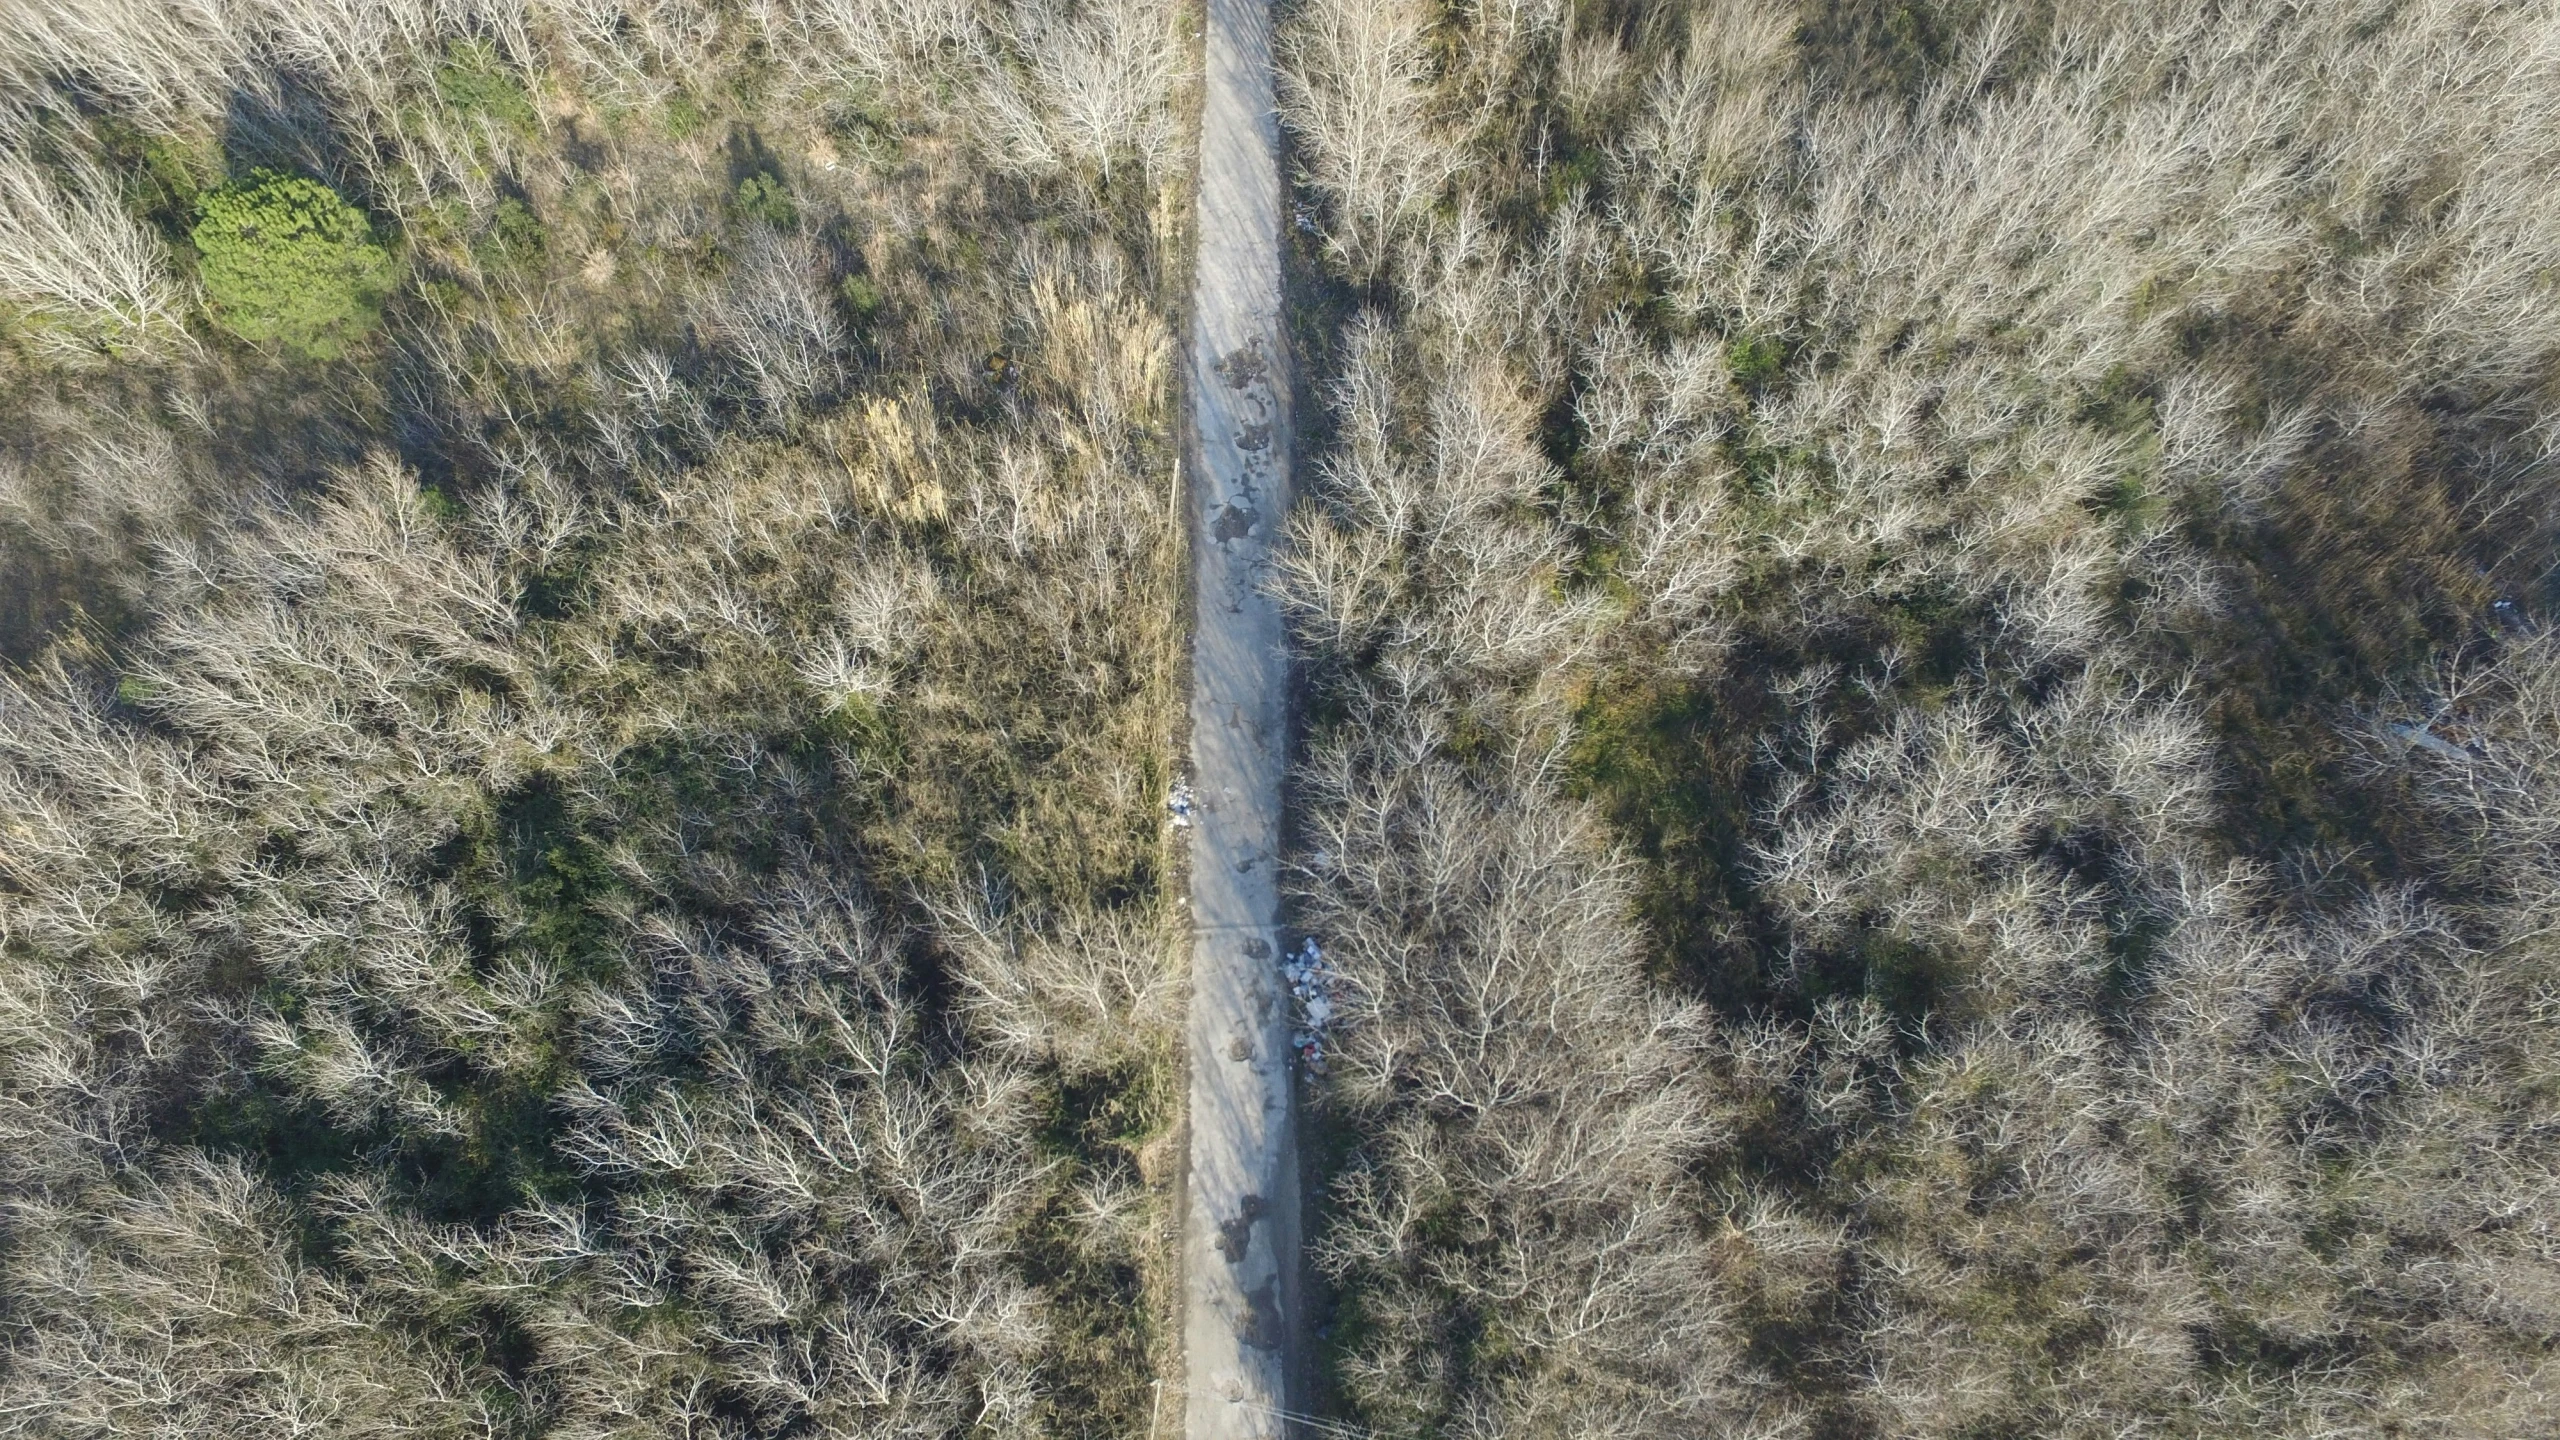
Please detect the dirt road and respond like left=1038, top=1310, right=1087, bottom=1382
left=1180, top=0, right=1296, bottom=1434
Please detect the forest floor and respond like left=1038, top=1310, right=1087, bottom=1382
left=1178, top=0, right=1298, bottom=1434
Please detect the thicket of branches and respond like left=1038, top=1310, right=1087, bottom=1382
left=0, top=3, right=1189, bottom=1436
left=1278, top=1, right=2560, bottom=1436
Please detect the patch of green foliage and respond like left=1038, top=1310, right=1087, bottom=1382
left=1568, top=674, right=1774, bottom=1006
left=839, top=272, right=883, bottom=320
left=94, top=119, right=215, bottom=235
left=665, top=91, right=709, bottom=138
left=434, top=39, right=539, bottom=133
left=456, top=777, right=627, bottom=985
left=1025, top=1055, right=1179, bottom=1438
left=732, top=171, right=796, bottom=228
left=475, top=196, right=547, bottom=273
left=192, top=171, right=397, bottom=360
left=1541, top=147, right=1604, bottom=214
left=1727, top=332, right=1788, bottom=390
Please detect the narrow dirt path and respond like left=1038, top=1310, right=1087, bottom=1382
left=1180, top=0, right=1296, bottom=1433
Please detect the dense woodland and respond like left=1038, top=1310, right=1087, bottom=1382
left=1278, top=1, right=2560, bottom=1436
left=0, top=3, right=1189, bottom=1437
left=9, top=1, right=2560, bottom=1438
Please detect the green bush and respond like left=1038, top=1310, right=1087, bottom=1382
left=666, top=91, right=709, bottom=138
left=475, top=196, right=546, bottom=272
left=434, top=40, right=538, bottom=133
left=192, top=171, right=396, bottom=359
left=840, top=272, right=883, bottom=319
left=733, top=172, right=796, bottom=228
left=1726, top=332, right=1787, bottom=390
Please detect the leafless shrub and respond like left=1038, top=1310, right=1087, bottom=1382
left=544, top=0, right=726, bottom=106
left=699, top=227, right=844, bottom=423
left=0, top=145, right=190, bottom=352
left=755, top=0, right=978, bottom=102
left=0, top=0, right=249, bottom=125
left=2376, top=630, right=2560, bottom=936
left=936, top=899, right=1180, bottom=1072
left=1277, top=0, right=2560, bottom=1432
left=0, top=1152, right=495, bottom=1439
left=1278, top=0, right=1457, bottom=277
left=0, top=0, right=1189, bottom=1430
left=973, top=0, right=1186, bottom=180
left=1292, top=735, right=1767, bottom=1434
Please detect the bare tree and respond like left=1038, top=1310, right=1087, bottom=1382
left=0, top=145, right=189, bottom=352
left=1277, top=0, right=1457, bottom=277
left=1272, top=0, right=2560, bottom=1434
left=701, top=226, right=845, bottom=423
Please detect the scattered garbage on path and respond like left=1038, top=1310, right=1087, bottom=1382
left=1285, top=936, right=1351, bottom=1075
left=1167, top=782, right=1195, bottom=828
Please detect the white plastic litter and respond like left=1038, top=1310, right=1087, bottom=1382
left=1167, top=782, right=1196, bottom=828
left=1282, top=935, right=1351, bottom=1074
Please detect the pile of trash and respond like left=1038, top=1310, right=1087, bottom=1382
left=1284, top=936, right=1351, bottom=1074
left=1167, top=782, right=1196, bottom=829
